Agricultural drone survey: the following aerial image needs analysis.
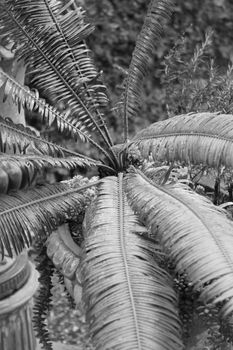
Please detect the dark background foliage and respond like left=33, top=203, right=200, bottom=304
left=82, top=0, right=233, bottom=138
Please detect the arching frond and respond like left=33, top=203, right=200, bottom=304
left=0, top=152, right=97, bottom=193
left=121, top=0, right=174, bottom=141
left=0, top=179, right=99, bottom=258
left=0, top=0, right=114, bottom=153
left=129, top=112, right=233, bottom=169
left=0, top=67, right=90, bottom=143
left=125, top=169, right=233, bottom=317
left=81, top=174, right=182, bottom=350
left=0, top=115, right=64, bottom=156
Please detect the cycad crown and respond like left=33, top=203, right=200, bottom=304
left=1, top=0, right=233, bottom=349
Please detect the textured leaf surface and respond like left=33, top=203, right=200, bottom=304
left=0, top=0, right=112, bottom=149
left=0, top=115, right=66, bottom=156
left=0, top=180, right=97, bottom=257
left=129, top=112, right=233, bottom=168
left=121, top=0, right=173, bottom=139
left=0, top=152, right=96, bottom=193
left=81, top=175, right=182, bottom=350
left=125, top=170, right=233, bottom=317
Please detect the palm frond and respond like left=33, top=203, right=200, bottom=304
left=129, top=112, right=233, bottom=169
left=0, top=115, right=63, bottom=156
left=0, top=179, right=99, bottom=257
left=0, top=114, right=108, bottom=165
left=0, top=152, right=97, bottom=193
left=121, top=0, right=173, bottom=141
left=125, top=168, right=233, bottom=317
left=81, top=174, right=182, bottom=350
left=0, top=67, right=91, bottom=143
left=0, top=0, right=114, bottom=153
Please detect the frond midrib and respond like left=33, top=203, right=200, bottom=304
left=132, top=131, right=232, bottom=143
left=118, top=173, right=142, bottom=349
left=0, top=180, right=100, bottom=217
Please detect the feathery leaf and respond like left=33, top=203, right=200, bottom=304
left=0, top=179, right=99, bottom=257
left=0, top=0, right=113, bottom=151
left=121, top=0, right=174, bottom=141
left=0, top=152, right=97, bottom=193
left=125, top=169, right=233, bottom=317
left=81, top=174, right=182, bottom=350
left=129, top=112, right=233, bottom=169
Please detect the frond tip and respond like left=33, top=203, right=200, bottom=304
left=121, top=0, right=174, bottom=141
left=125, top=169, right=233, bottom=318
left=81, top=175, right=183, bottom=350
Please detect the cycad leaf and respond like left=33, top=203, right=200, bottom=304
left=0, top=0, right=112, bottom=148
left=0, top=67, right=89, bottom=142
left=129, top=112, right=233, bottom=169
left=0, top=152, right=96, bottom=193
left=121, top=0, right=173, bottom=139
left=0, top=115, right=65, bottom=156
left=81, top=174, right=182, bottom=350
left=125, top=169, right=233, bottom=317
left=0, top=179, right=98, bottom=257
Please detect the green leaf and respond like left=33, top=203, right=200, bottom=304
left=129, top=112, right=233, bottom=169
left=81, top=174, right=182, bottom=350
left=125, top=169, right=233, bottom=317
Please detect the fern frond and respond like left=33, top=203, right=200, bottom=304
left=81, top=174, right=182, bottom=350
left=0, top=179, right=99, bottom=257
left=0, top=115, right=63, bottom=156
left=121, top=0, right=174, bottom=141
left=125, top=169, right=233, bottom=317
left=0, top=0, right=114, bottom=154
left=129, top=112, right=233, bottom=169
left=0, top=152, right=97, bottom=193
left=0, top=67, right=90, bottom=143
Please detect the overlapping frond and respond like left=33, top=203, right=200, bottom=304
left=0, top=179, right=99, bottom=257
left=0, top=67, right=91, bottom=143
left=0, top=0, right=113, bottom=151
left=121, top=0, right=174, bottom=141
left=0, top=152, right=97, bottom=193
left=0, top=115, right=64, bottom=156
left=81, top=174, right=182, bottom=350
left=125, top=169, right=233, bottom=317
left=129, top=112, right=233, bottom=169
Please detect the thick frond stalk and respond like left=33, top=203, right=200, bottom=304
left=81, top=174, right=182, bottom=350
left=0, top=0, right=115, bottom=156
left=129, top=112, right=233, bottom=169
left=121, top=0, right=174, bottom=141
left=0, top=152, right=97, bottom=193
left=125, top=169, right=233, bottom=317
left=0, top=179, right=99, bottom=257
